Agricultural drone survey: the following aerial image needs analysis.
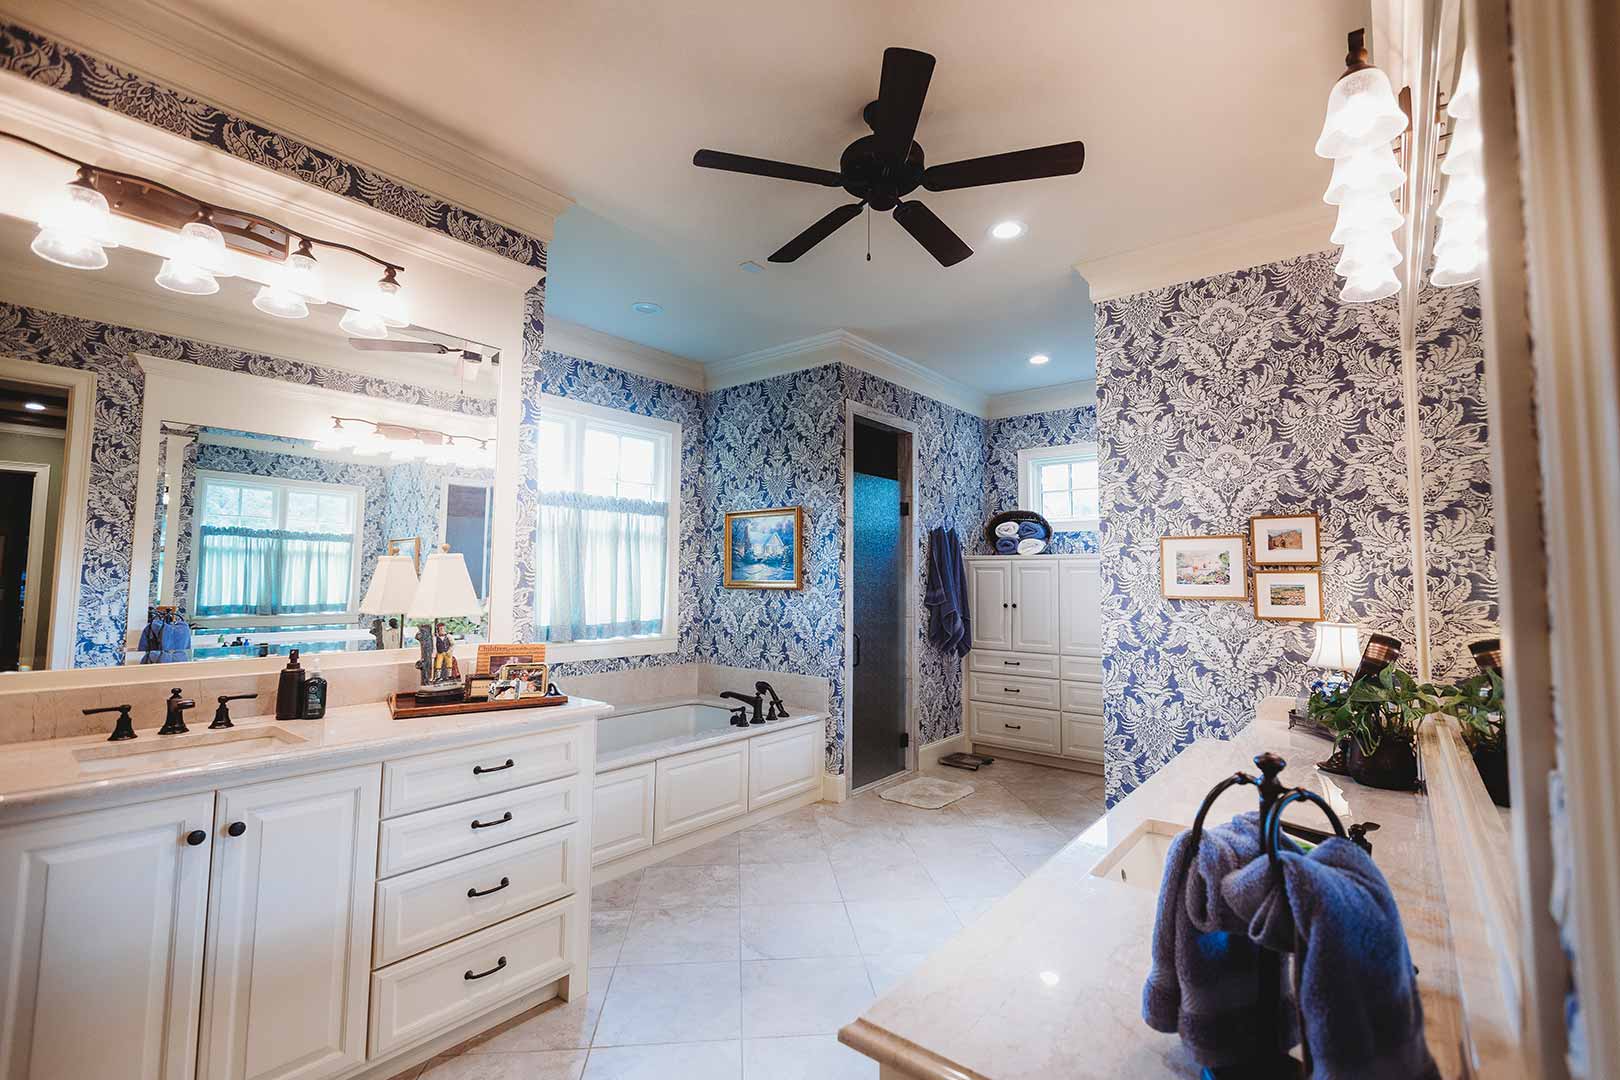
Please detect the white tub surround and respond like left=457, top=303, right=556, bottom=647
left=0, top=697, right=608, bottom=1080
left=839, top=702, right=1481, bottom=1080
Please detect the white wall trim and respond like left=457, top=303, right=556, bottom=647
left=918, top=733, right=967, bottom=772
left=0, top=421, right=64, bottom=440
left=0, top=459, right=50, bottom=669
left=542, top=319, right=707, bottom=392
left=987, top=379, right=1098, bottom=421
left=711, top=330, right=989, bottom=417
left=1075, top=205, right=1336, bottom=303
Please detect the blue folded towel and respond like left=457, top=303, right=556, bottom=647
left=994, top=536, right=1019, bottom=554
left=1222, top=837, right=1440, bottom=1079
left=1144, top=812, right=1299, bottom=1067
left=1016, top=519, right=1044, bottom=540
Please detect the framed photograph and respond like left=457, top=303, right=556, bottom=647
left=1248, top=513, right=1321, bottom=566
left=1253, top=570, right=1325, bottom=621
left=494, top=661, right=551, bottom=699
left=1160, top=535, right=1249, bottom=601
left=723, top=506, right=804, bottom=589
left=386, top=536, right=422, bottom=570
left=465, top=674, right=494, bottom=702
left=475, top=643, right=547, bottom=676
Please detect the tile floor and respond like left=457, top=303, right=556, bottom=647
left=390, top=759, right=1107, bottom=1080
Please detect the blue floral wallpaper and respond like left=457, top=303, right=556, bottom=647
left=983, top=406, right=1101, bottom=554
left=1094, top=250, right=1498, bottom=805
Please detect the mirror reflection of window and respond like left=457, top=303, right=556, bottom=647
left=443, top=481, right=493, bottom=600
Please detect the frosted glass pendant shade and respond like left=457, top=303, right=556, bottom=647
left=252, top=283, right=308, bottom=319
left=155, top=221, right=229, bottom=295
left=1431, top=252, right=1483, bottom=288
left=1341, top=271, right=1400, bottom=304
left=1335, top=233, right=1401, bottom=278
left=1330, top=195, right=1403, bottom=244
left=1448, top=48, right=1480, bottom=121
left=339, top=307, right=389, bottom=339
left=407, top=547, right=483, bottom=619
left=31, top=180, right=115, bottom=270
left=371, top=278, right=409, bottom=329
left=31, top=227, right=109, bottom=270
left=1322, top=147, right=1404, bottom=203
left=283, top=251, right=325, bottom=304
left=1315, top=67, right=1407, bottom=159
left=154, top=258, right=220, bottom=295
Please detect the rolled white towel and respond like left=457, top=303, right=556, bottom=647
left=1017, top=538, right=1047, bottom=555
left=994, top=521, right=1022, bottom=539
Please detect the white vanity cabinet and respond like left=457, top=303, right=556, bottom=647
left=967, top=559, right=1062, bottom=655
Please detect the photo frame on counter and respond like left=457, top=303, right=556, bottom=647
left=1248, top=513, right=1321, bottom=566
left=1160, top=535, right=1249, bottom=600
left=1253, top=569, right=1325, bottom=621
left=475, top=643, right=547, bottom=676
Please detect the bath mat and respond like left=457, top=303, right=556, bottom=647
left=878, top=776, right=975, bottom=810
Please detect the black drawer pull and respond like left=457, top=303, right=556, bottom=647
left=473, top=759, right=515, bottom=775
left=467, top=876, right=511, bottom=898
left=1002, top=660, right=1020, bottom=666
left=470, top=811, right=513, bottom=830
left=1005, top=723, right=1022, bottom=730
left=1004, top=687, right=1021, bottom=693
left=464, top=956, right=508, bottom=980
left=186, top=829, right=207, bottom=846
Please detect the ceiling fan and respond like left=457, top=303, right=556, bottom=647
left=693, top=47, right=1085, bottom=268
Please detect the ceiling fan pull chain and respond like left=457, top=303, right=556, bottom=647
left=866, top=206, right=871, bottom=262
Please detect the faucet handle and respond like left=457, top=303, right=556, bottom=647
left=84, top=704, right=137, bottom=742
left=159, top=688, right=195, bottom=736
left=210, top=693, right=258, bottom=730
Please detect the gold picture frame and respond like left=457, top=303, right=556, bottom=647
left=386, top=536, right=422, bottom=571
left=723, top=506, right=804, bottom=590
left=1248, top=512, right=1322, bottom=566
left=474, top=643, right=548, bottom=676
left=1159, top=535, right=1249, bottom=601
left=1253, top=570, right=1325, bottom=622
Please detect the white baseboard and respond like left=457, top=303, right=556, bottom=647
left=820, top=770, right=848, bottom=803
left=967, top=741, right=1103, bottom=775
left=918, top=732, right=967, bottom=770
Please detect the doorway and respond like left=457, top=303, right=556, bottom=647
left=848, top=410, right=915, bottom=791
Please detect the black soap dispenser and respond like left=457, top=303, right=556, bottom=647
left=276, top=649, right=305, bottom=721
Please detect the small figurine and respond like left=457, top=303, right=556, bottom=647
left=432, top=621, right=460, bottom=683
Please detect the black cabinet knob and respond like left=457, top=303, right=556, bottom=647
left=227, top=821, right=246, bottom=837
left=186, top=829, right=207, bottom=846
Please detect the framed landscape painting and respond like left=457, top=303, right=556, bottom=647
left=1253, top=570, right=1325, bottom=621
left=1249, top=513, right=1321, bottom=566
left=724, top=506, right=804, bottom=589
left=1160, top=535, right=1248, bottom=600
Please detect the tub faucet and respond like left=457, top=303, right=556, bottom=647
left=756, top=681, right=787, bottom=722
left=720, top=690, right=762, bottom=724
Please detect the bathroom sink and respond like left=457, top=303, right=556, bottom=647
left=74, top=725, right=309, bottom=776
left=1089, top=818, right=1186, bottom=890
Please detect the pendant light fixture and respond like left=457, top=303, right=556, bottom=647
left=1430, top=47, right=1486, bottom=288
left=29, top=167, right=116, bottom=270
left=1316, top=29, right=1406, bottom=305
left=155, top=219, right=231, bottom=295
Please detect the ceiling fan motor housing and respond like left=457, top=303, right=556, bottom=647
left=842, top=109, right=924, bottom=212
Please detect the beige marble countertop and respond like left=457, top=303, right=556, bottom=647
left=0, top=696, right=611, bottom=824
left=840, top=702, right=1462, bottom=1079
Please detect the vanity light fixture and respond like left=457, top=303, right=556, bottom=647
left=989, top=220, right=1027, bottom=240
left=155, top=220, right=230, bottom=296
left=1028, top=353, right=1050, bottom=365
left=28, top=167, right=118, bottom=270
left=1430, top=47, right=1486, bottom=288
left=321, top=415, right=495, bottom=469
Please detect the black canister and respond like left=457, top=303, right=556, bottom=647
left=276, top=649, right=305, bottom=721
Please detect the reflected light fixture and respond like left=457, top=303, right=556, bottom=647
left=989, top=220, right=1026, bottom=240
left=631, top=301, right=663, bottom=315
left=29, top=167, right=116, bottom=270
left=1028, top=353, right=1050, bottom=365
left=1431, top=47, right=1486, bottom=289
left=23, top=401, right=46, bottom=412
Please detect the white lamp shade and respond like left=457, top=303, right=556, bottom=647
left=1307, top=622, right=1362, bottom=672
left=359, top=554, right=419, bottom=614
left=1314, top=67, right=1408, bottom=159
left=1322, top=147, right=1404, bottom=204
left=407, top=548, right=483, bottom=619
left=1331, top=195, right=1403, bottom=244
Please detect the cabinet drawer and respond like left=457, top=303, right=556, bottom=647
left=969, top=702, right=1060, bottom=754
left=654, top=742, right=749, bottom=844
left=969, top=671, right=1061, bottom=710
left=368, top=898, right=575, bottom=1058
left=1061, top=680, right=1104, bottom=714
left=379, top=776, right=579, bottom=878
left=967, top=651, right=1059, bottom=679
left=374, top=826, right=578, bottom=967
left=593, top=764, right=656, bottom=867
left=1062, top=713, right=1105, bottom=763
left=382, top=727, right=584, bottom=818
left=1060, top=655, right=1103, bottom=682
left=748, top=723, right=822, bottom=810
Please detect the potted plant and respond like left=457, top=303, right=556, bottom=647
left=1306, top=679, right=1355, bottom=775
left=1316, top=666, right=1449, bottom=791
left=1447, top=669, right=1510, bottom=807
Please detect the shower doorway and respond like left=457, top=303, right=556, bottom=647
left=845, top=404, right=918, bottom=793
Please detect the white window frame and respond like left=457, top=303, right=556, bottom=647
left=190, top=470, right=366, bottom=627
left=537, top=394, right=680, bottom=662
left=1017, top=442, right=1100, bottom=532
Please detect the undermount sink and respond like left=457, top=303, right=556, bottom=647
left=1089, top=818, right=1186, bottom=891
left=74, top=725, right=308, bottom=775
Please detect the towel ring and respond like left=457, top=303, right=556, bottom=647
left=1261, top=788, right=1347, bottom=871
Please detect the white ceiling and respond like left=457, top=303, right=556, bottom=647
left=158, top=0, right=1367, bottom=395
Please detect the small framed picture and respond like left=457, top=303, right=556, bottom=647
left=724, top=506, right=804, bottom=590
left=475, top=643, right=547, bottom=676
left=1253, top=570, right=1325, bottom=621
left=1249, top=513, right=1321, bottom=566
left=465, top=674, right=494, bottom=701
left=495, top=661, right=551, bottom=699
left=1160, top=535, right=1249, bottom=600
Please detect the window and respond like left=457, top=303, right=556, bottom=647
left=1018, top=443, right=1100, bottom=530
left=193, top=473, right=363, bottom=620
left=535, top=396, right=679, bottom=651
left=441, top=480, right=494, bottom=600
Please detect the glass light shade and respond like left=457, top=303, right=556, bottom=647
left=1448, top=48, right=1480, bottom=121
left=252, top=283, right=309, bottom=319
left=1315, top=66, right=1408, bottom=159
left=1435, top=215, right=1487, bottom=254
left=459, top=356, right=482, bottom=383
left=283, top=251, right=326, bottom=303
left=1335, top=234, right=1401, bottom=278
left=1431, top=250, right=1484, bottom=288
left=154, top=258, right=219, bottom=295
left=31, top=227, right=109, bottom=270
left=360, top=553, right=419, bottom=614
left=339, top=306, right=389, bottom=339
left=1330, top=195, right=1403, bottom=244
left=1322, top=146, right=1404, bottom=203
left=1340, top=271, right=1401, bottom=304
left=174, top=221, right=230, bottom=275
left=407, top=547, right=483, bottom=619
left=370, top=279, right=409, bottom=328
left=1439, top=173, right=1486, bottom=216
left=31, top=181, right=115, bottom=270
left=1307, top=622, right=1362, bottom=672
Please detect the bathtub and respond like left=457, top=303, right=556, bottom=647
left=597, top=703, right=740, bottom=760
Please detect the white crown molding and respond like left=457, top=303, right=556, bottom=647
left=985, top=379, right=1098, bottom=420
left=2, top=0, right=570, bottom=241
left=542, top=318, right=707, bottom=393
left=0, top=420, right=64, bottom=439
left=1075, top=205, right=1337, bottom=303
left=709, top=330, right=990, bottom=418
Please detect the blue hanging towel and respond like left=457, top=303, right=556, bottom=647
left=924, top=527, right=972, bottom=657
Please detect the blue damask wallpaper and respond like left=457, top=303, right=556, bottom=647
left=1094, top=250, right=1498, bottom=805
left=983, top=406, right=1101, bottom=554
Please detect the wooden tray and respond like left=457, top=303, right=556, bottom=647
left=387, top=690, right=570, bottom=720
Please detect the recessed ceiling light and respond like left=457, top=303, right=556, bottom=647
left=1028, top=353, right=1050, bottom=366
left=738, top=260, right=764, bottom=274
left=990, top=220, right=1027, bottom=240
left=23, top=401, right=46, bottom=412
left=631, top=301, right=663, bottom=315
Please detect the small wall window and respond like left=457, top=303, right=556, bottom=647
left=1017, top=443, right=1100, bottom=531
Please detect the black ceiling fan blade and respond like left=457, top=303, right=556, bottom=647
left=893, top=200, right=972, bottom=267
left=769, top=202, right=865, bottom=263
left=872, top=47, right=935, bottom=156
left=348, top=338, right=451, bottom=353
left=922, top=140, right=1086, bottom=192
left=693, top=149, right=843, bottom=187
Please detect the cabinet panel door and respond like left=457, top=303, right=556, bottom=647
left=1060, top=557, right=1102, bottom=658
left=199, top=765, right=381, bottom=1080
left=748, top=723, right=822, bottom=809
left=1010, top=561, right=1062, bottom=654
left=654, top=743, right=748, bottom=844
left=968, top=702, right=1061, bottom=754
left=1061, top=713, right=1105, bottom=763
left=0, top=793, right=214, bottom=1080
left=967, top=561, right=1013, bottom=651
left=593, top=764, right=656, bottom=866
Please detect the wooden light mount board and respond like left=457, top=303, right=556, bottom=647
left=387, top=691, right=569, bottom=720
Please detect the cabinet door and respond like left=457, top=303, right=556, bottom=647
left=1060, top=557, right=1102, bottom=658
left=967, top=561, right=1013, bottom=651
left=0, top=793, right=214, bottom=1080
left=199, top=765, right=381, bottom=1080
left=748, top=723, right=822, bottom=809
left=654, top=742, right=749, bottom=844
left=593, top=763, right=656, bottom=866
left=1010, top=560, right=1062, bottom=654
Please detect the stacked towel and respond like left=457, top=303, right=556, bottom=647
left=994, top=536, right=1019, bottom=554
left=1016, top=519, right=1045, bottom=540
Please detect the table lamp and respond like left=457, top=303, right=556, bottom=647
left=359, top=554, right=418, bottom=650
left=407, top=544, right=484, bottom=699
left=1307, top=621, right=1362, bottom=690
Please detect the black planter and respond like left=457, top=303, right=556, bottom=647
left=1472, top=744, right=1512, bottom=807
left=1347, top=736, right=1420, bottom=791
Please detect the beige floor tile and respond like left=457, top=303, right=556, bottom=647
left=740, top=957, right=875, bottom=1038
left=581, top=1040, right=741, bottom=1079
left=741, top=902, right=859, bottom=960
left=635, top=864, right=741, bottom=908
left=593, top=961, right=741, bottom=1046
left=657, top=834, right=740, bottom=866
left=742, top=1035, right=878, bottom=1079
left=591, top=870, right=643, bottom=911
left=618, top=905, right=740, bottom=965
left=454, top=976, right=612, bottom=1053
left=740, top=859, right=841, bottom=904
left=418, top=1050, right=587, bottom=1079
